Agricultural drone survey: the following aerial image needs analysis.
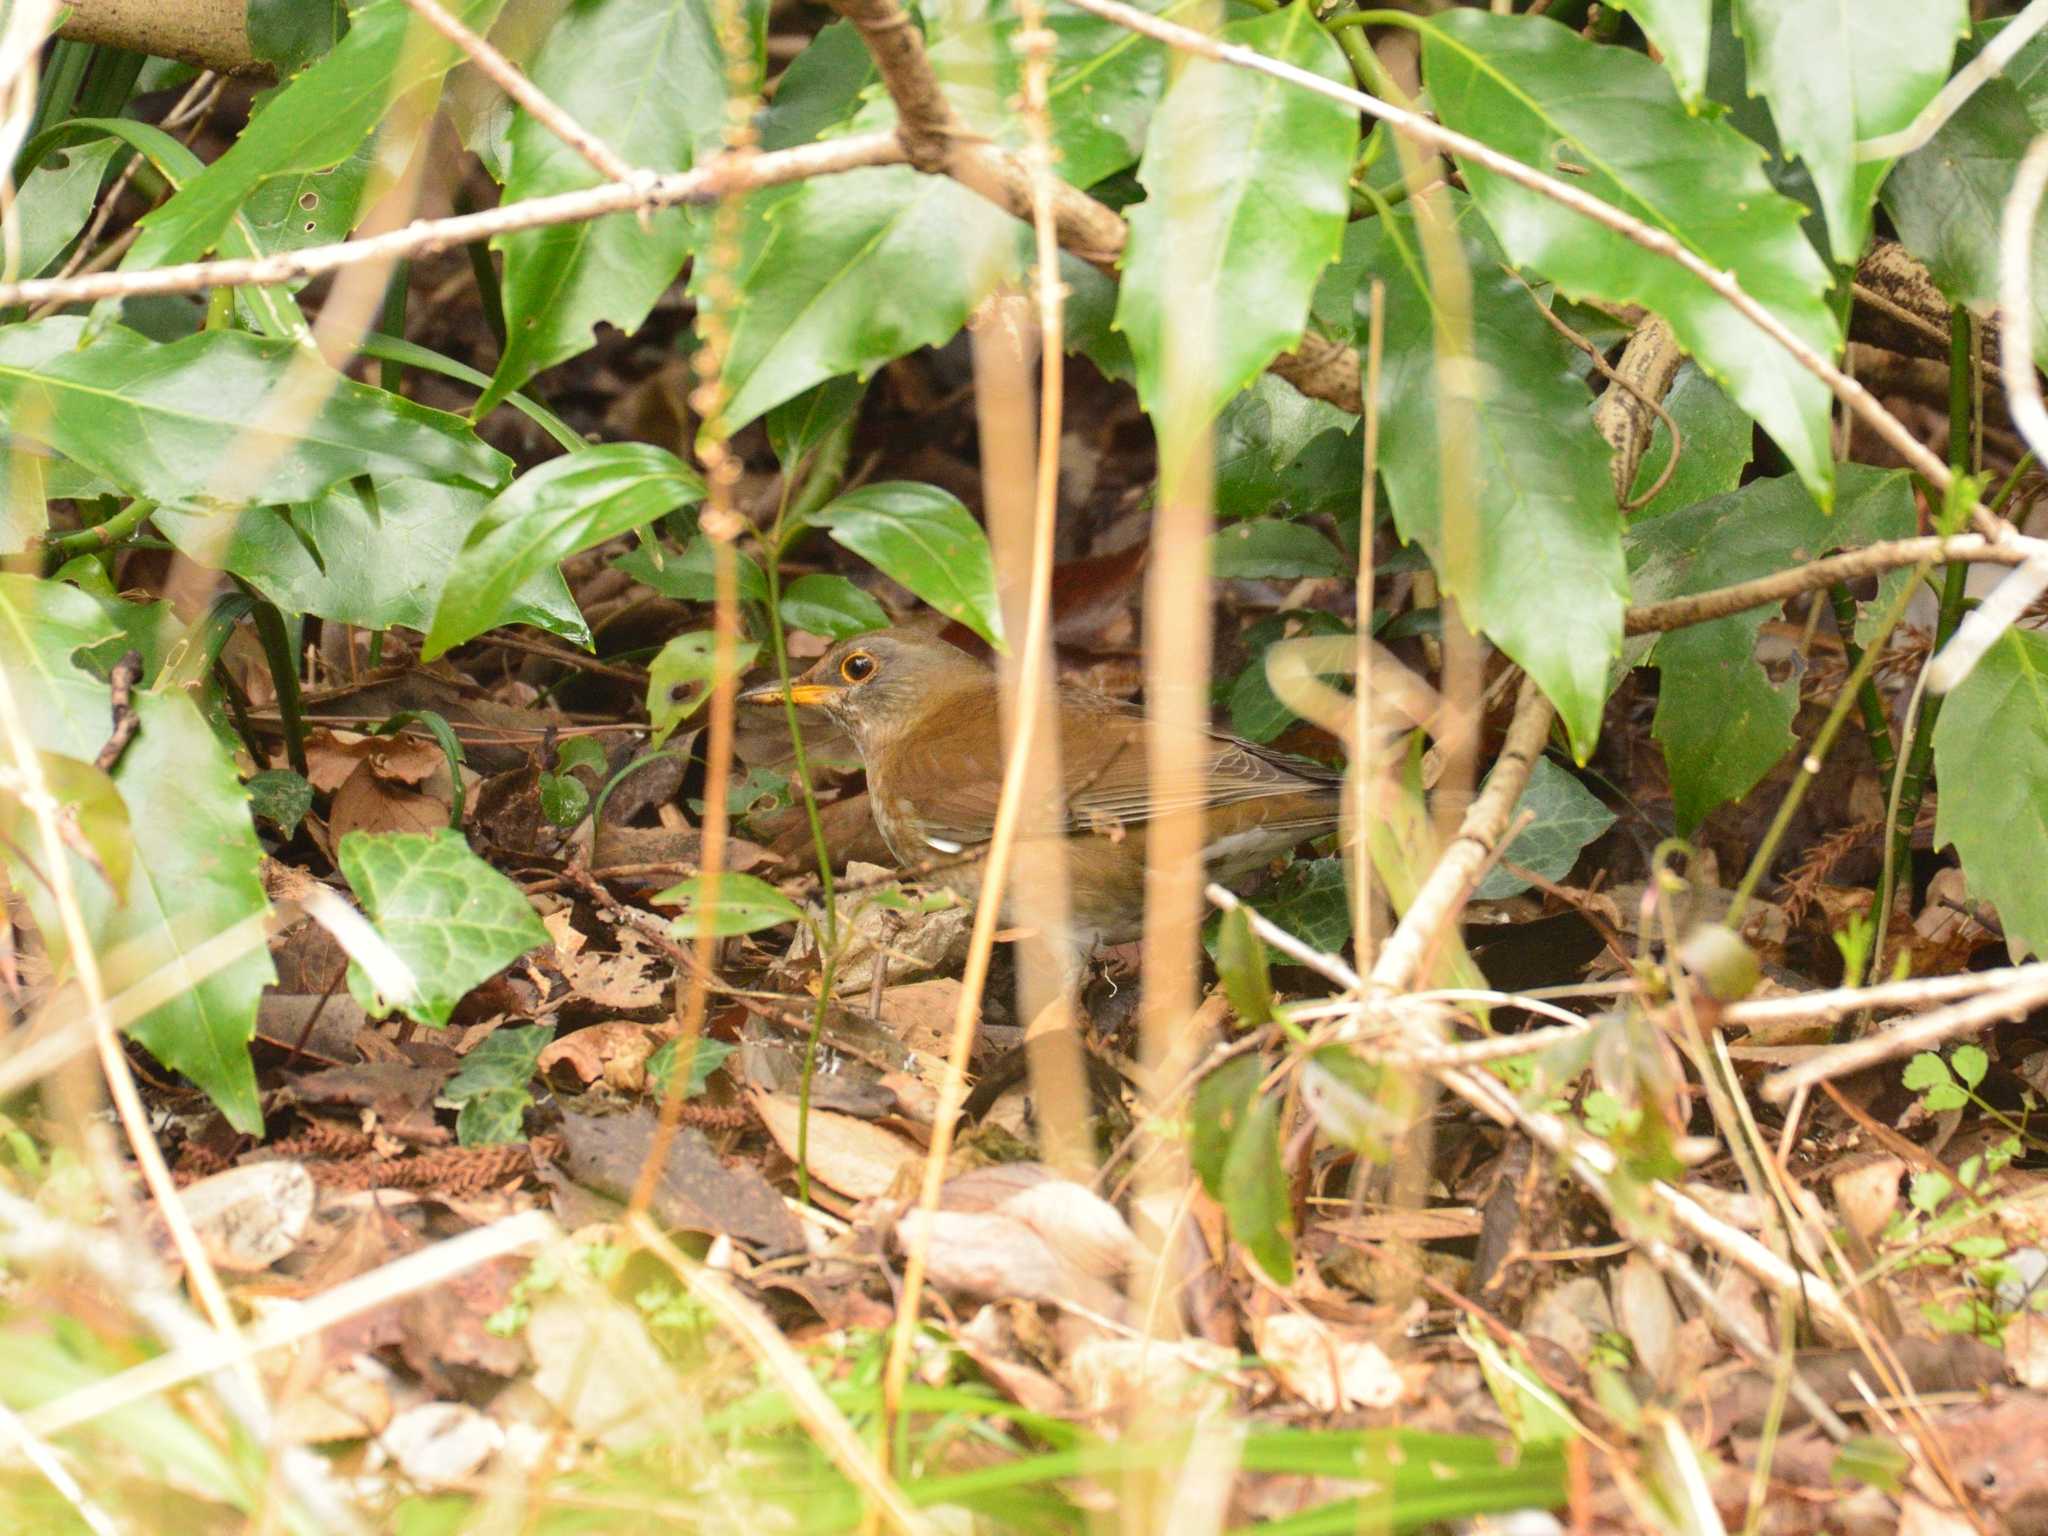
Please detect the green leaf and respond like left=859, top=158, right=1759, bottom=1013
left=1223, top=1093, right=1294, bottom=1285
left=1953, top=1045, right=1989, bottom=1090
left=759, top=19, right=876, bottom=152
left=1210, top=520, right=1347, bottom=580
left=1902, top=1052, right=1953, bottom=1093
left=1731, top=0, right=1966, bottom=264
left=1215, top=907, right=1274, bottom=1027
left=1251, top=855, right=1351, bottom=954
left=1115, top=3, right=1355, bottom=429
left=423, top=444, right=704, bottom=659
left=1475, top=757, right=1616, bottom=901
left=247, top=0, right=349, bottom=73
left=0, top=750, right=131, bottom=896
left=1351, top=197, right=1624, bottom=757
left=710, top=168, right=1023, bottom=430
left=337, top=828, right=549, bottom=1028
left=766, top=375, right=866, bottom=473
left=0, top=319, right=508, bottom=510
left=613, top=536, right=770, bottom=609
left=245, top=768, right=314, bottom=837
left=446, top=1024, right=554, bottom=1146
left=7, top=136, right=119, bottom=282
left=1227, top=610, right=1350, bottom=743
left=1214, top=372, right=1358, bottom=521
left=779, top=573, right=888, bottom=641
left=1625, top=363, right=1754, bottom=521
left=811, top=482, right=1005, bottom=647
left=1191, top=1053, right=1264, bottom=1195
left=154, top=478, right=587, bottom=647
left=0, top=576, right=273, bottom=1131
left=647, top=1035, right=738, bottom=1098
left=1628, top=466, right=1915, bottom=831
left=123, top=0, right=505, bottom=277
left=539, top=772, right=590, bottom=828
left=647, top=631, right=760, bottom=747
left=482, top=0, right=765, bottom=412
left=1420, top=8, right=1841, bottom=503
left=1934, top=628, right=2048, bottom=959
left=658, top=871, right=804, bottom=938
left=1882, top=68, right=2048, bottom=366
left=1606, top=0, right=1712, bottom=108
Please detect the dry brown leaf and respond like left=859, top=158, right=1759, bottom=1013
left=538, top=1021, right=664, bottom=1092
left=1251, top=1312, right=1405, bottom=1412
left=163, top=1161, right=315, bottom=1271
left=750, top=1089, right=920, bottom=1202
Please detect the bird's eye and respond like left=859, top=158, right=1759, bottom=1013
left=840, top=651, right=877, bottom=683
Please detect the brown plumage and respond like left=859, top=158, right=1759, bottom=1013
left=738, top=629, right=1342, bottom=946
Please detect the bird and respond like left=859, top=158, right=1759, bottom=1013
left=736, top=629, right=1345, bottom=948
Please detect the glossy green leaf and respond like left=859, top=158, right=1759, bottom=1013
left=613, top=536, right=770, bottom=609
left=1352, top=197, right=1624, bottom=758
left=1228, top=609, right=1350, bottom=744
left=6, top=135, right=118, bottom=282
left=1223, top=1093, right=1294, bottom=1285
left=1116, top=3, right=1355, bottom=429
left=1607, top=0, right=1711, bottom=107
left=1731, top=0, right=1966, bottom=263
left=1625, top=363, right=1753, bottom=521
left=154, top=478, right=588, bottom=646
left=766, top=375, right=866, bottom=473
left=1215, top=907, right=1274, bottom=1027
left=759, top=19, right=875, bottom=152
left=122, top=0, right=505, bottom=274
left=780, top=573, right=888, bottom=641
left=1191, top=1053, right=1264, bottom=1195
left=481, top=0, right=765, bottom=413
left=1213, top=372, right=1358, bottom=521
left=0, top=575, right=273, bottom=1132
left=1210, top=520, right=1347, bottom=580
left=709, top=168, right=1023, bottom=430
left=1627, top=466, right=1915, bottom=831
left=1474, top=757, right=1616, bottom=901
left=446, top=1024, right=553, bottom=1144
left=338, top=827, right=549, bottom=1028
left=811, top=482, right=1005, bottom=647
left=1882, top=69, right=2048, bottom=365
left=659, top=872, right=804, bottom=937
left=424, top=444, right=704, bottom=658
left=0, top=319, right=508, bottom=510
left=1421, top=8, right=1841, bottom=503
left=647, top=630, right=760, bottom=747
left=1933, top=628, right=2048, bottom=959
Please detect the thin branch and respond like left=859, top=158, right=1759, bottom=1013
left=402, top=0, right=634, bottom=184
left=1721, top=961, right=2048, bottom=1030
left=0, top=132, right=907, bottom=309
left=1058, top=0, right=2006, bottom=536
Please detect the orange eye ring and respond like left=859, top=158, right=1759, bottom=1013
left=840, top=651, right=877, bottom=683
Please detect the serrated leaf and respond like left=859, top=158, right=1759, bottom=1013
left=1475, top=757, right=1616, bottom=901
left=646, top=631, right=760, bottom=747
left=1933, top=628, right=2048, bottom=959
left=1223, top=1093, right=1294, bottom=1285
left=811, top=482, right=1005, bottom=647
left=1210, top=520, right=1347, bottom=580
left=424, top=444, right=703, bottom=658
left=1421, top=8, right=1841, bottom=503
left=1191, top=1053, right=1264, bottom=1196
left=338, top=828, right=549, bottom=1028
left=1116, top=3, right=1355, bottom=429
left=1351, top=196, right=1624, bottom=757
left=1607, top=0, right=1712, bottom=108
left=0, top=576, right=273, bottom=1132
left=710, top=169, right=1023, bottom=430
left=0, top=319, right=508, bottom=510
left=659, top=872, right=804, bottom=937
left=779, top=573, right=888, bottom=641
left=1882, top=65, right=2048, bottom=366
left=1731, top=0, right=1966, bottom=264
left=481, top=0, right=765, bottom=412
left=154, top=478, right=586, bottom=647
left=1629, top=466, right=1915, bottom=830
left=1626, top=363, right=1754, bottom=521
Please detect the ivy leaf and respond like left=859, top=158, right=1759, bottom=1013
left=481, top=0, right=765, bottom=413
left=0, top=319, right=508, bottom=510
left=445, top=1024, right=554, bottom=1146
left=1628, top=466, right=1915, bottom=831
left=659, top=872, right=805, bottom=938
left=1420, top=8, right=1841, bottom=504
left=1731, top=0, right=1967, bottom=264
left=1116, top=3, right=1356, bottom=430
left=1351, top=196, right=1624, bottom=758
left=424, top=444, right=704, bottom=659
left=338, top=829, right=548, bottom=1029
left=0, top=576, right=273, bottom=1132
left=155, top=479, right=586, bottom=647
left=1251, top=856, right=1351, bottom=955
left=780, top=573, right=888, bottom=641
left=1606, top=0, right=1712, bottom=108
left=810, top=482, right=1005, bottom=648
left=1933, top=628, right=2048, bottom=959
left=709, top=169, right=1023, bottom=430
left=1475, top=757, right=1616, bottom=901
